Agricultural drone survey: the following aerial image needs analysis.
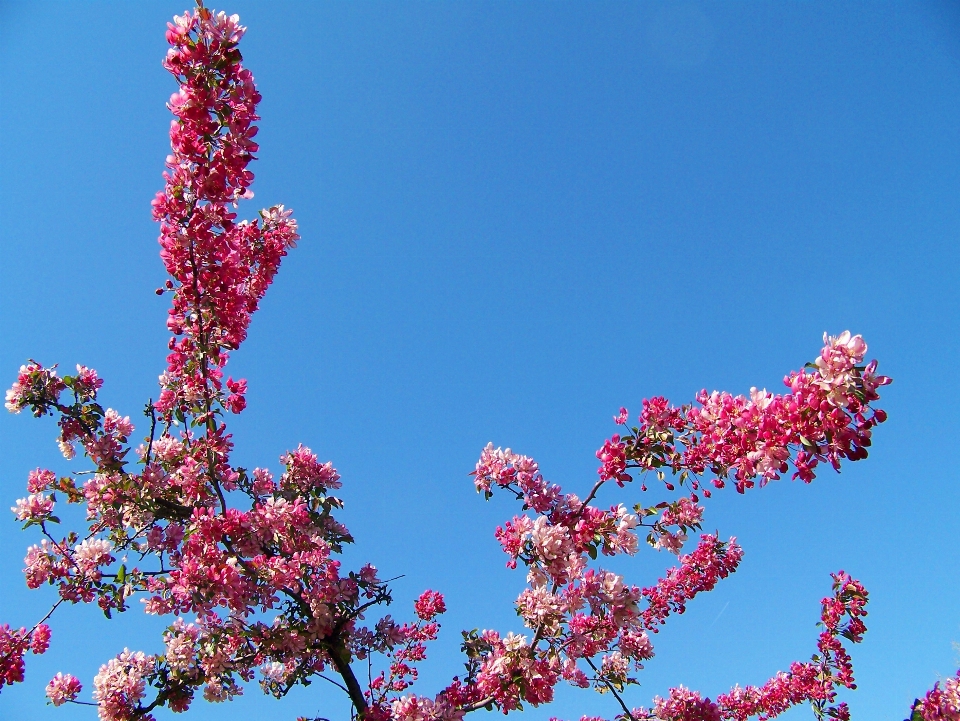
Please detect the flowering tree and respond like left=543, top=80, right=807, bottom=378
left=1, top=5, right=956, bottom=721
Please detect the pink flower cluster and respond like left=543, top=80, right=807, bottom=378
left=151, top=6, right=298, bottom=420
left=0, top=624, right=50, bottom=691
left=472, top=334, right=890, bottom=718
left=598, top=332, right=890, bottom=496
left=639, top=535, right=743, bottom=631
left=547, top=573, right=869, bottom=721
left=470, top=442, right=746, bottom=714
left=11, top=492, right=54, bottom=522
left=46, top=672, right=82, bottom=707
left=93, top=649, right=156, bottom=721
left=712, top=572, right=868, bottom=721
left=3, top=8, right=443, bottom=720
left=4, top=5, right=924, bottom=721
left=365, top=592, right=457, bottom=721
left=910, top=670, right=960, bottom=721
left=4, top=362, right=66, bottom=416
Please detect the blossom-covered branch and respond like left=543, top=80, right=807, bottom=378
left=594, top=331, right=890, bottom=497
left=462, top=333, right=888, bottom=719
left=6, top=4, right=945, bottom=721
left=3, top=7, right=443, bottom=720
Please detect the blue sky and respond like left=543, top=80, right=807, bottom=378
left=1, top=1, right=958, bottom=719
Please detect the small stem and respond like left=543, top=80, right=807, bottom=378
left=584, top=656, right=635, bottom=721
left=318, top=673, right=350, bottom=695
left=579, top=478, right=606, bottom=511
left=0, top=598, right=65, bottom=670
left=461, top=696, right=496, bottom=713
left=144, top=400, right=158, bottom=466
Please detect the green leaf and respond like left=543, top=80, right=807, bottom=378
left=117, top=564, right=127, bottom=583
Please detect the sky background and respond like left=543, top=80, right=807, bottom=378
left=1, top=1, right=959, bottom=719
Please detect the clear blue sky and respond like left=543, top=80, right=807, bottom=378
left=1, top=2, right=958, bottom=719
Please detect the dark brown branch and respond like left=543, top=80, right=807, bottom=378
left=584, top=656, right=636, bottom=721
left=327, top=640, right=369, bottom=715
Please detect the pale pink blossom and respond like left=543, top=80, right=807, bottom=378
left=26, top=468, right=56, bottom=493
left=45, top=672, right=82, bottom=706
left=73, top=538, right=113, bottom=575
left=654, top=530, right=687, bottom=554
left=11, top=493, right=54, bottom=522
left=92, top=649, right=154, bottom=721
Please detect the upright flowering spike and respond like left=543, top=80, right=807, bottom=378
left=153, top=6, right=298, bottom=422
left=1, top=8, right=443, bottom=719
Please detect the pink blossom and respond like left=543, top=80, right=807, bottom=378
left=649, top=686, right=721, bottom=721
left=26, top=468, right=56, bottom=493
left=30, top=624, right=51, bottom=654
left=5, top=362, right=65, bottom=414
left=653, top=530, right=687, bottom=555
left=73, top=538, right=113, bottom=576
left=46, top=672, right=82, bottom=706
left=92, top=649, right=155, bottom=721
left=531, top=516, right=571, bottom=562
left=589, top=332, right=889, bottom=495
left=910, top=670, right=960, bottom=721
left=11, top=493, right=54, bottom=522
left=414, top=590, right=446, bottom=621
left=24, top=541, right=59, bottom=588
left=103, top=409, right=134, bottom=438
left=619, top=630, right=654, bottom=661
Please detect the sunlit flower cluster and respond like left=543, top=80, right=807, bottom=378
left=5, top=5, right=942, bottom=721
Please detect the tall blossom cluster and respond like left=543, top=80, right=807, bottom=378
left=3, top=8, right=443, bottom=721
left=1, top=4, right=949, bottom=721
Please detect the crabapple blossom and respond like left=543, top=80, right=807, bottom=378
left=92, top=649, right=155, bottom=721
left=469, top=332, right=895, bottom=719
left=592, top=332, right=890, bottom=496
left=3, top=6, right=436, bottom=716
left=27, top=468, right=56, bottom=493
left=909, top=670, right=960, bottom=721
left=0, top=623, right=51, bottom=690
left=4, top=4, right=941, bottom=721
left=11, top=493, right=55, bottom=522
left=46, top=673, right=82, bottom=706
